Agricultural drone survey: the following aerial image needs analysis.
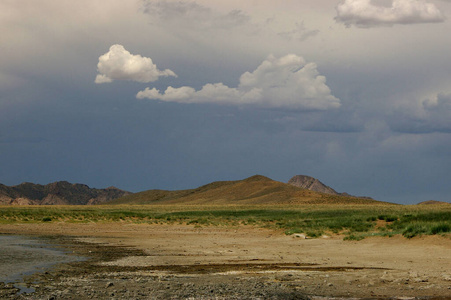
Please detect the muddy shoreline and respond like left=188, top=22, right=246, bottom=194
left=1, top=236, right=314, bottom=299
left=1, top=223, right=451, bottom=299
left=0, top=235, right=82, bottom=286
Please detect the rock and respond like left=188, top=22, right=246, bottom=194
left=293, top=233, right=306, bottom=239
left=381, top=272, right=395, bottom=283
left=442, top=275, right=451, bottom=281
left=408, top=271, right=419, bottom=278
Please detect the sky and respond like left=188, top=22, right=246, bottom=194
left=1, top=0, right=450, bottom=204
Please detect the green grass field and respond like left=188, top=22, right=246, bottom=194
left=1, top=204, right=450, bottom=240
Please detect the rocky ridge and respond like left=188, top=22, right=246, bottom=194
left=0, top=181, right=131, bottom=205
left=287, top=175, right=373, bottom=199
left=287, top=175, right=339, bottom=195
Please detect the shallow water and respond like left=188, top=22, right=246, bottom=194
left=0, top=235, right=82, bottom=293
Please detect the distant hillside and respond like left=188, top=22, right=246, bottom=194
left=417, top=200, right=450, bottom=205
left=0, top=181, right=131, bottom=205
left=110, top=175, right=385, bottom=205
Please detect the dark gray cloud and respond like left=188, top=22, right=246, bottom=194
left=1, top=0, right=451, bottom=204
left=388, top=93, right=451, bottom=133
left=336, top=0, right=445, bottom=27
left=142, top=0, right=252, bottom=31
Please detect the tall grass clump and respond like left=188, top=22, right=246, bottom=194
left=430, top=223, right=451, bottom=235
left=402, top=224, right=428, bottom=238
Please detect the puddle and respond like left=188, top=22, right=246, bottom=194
left=0, top=235, right=84, bottom=294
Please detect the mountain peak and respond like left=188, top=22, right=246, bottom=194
left=287, top=175, right=339, bottom=195
left=244, top=175, right=273, bottom=182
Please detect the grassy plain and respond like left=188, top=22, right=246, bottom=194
left=1, top=204, right=450, bottom=240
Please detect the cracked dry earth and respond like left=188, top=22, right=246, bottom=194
left=1, top=223, right=451, bottom=299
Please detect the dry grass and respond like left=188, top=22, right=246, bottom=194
left=1, top=203, right=450, bottom=240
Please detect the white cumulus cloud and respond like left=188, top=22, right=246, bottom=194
left=136, top=54, right=340, bottom=110
left=335, top=0, right=445, bottom=27
left=95, top=44, right=176, bottom=84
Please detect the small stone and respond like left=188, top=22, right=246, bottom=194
left=106, top=282, right=114, bottom=288
left=381, top=273, right=395, bottom=283
left=293, top=234, right=306, bottom=239
left=442, top=275, right=451, bottom=281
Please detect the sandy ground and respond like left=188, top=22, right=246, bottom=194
left=1, top=222, right=451, bottom=299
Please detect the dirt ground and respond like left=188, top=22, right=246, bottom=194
left=1, top=222, right=451, bottom=299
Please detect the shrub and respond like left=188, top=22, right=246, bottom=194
left=377, top=215, right=398, bottom=222
left=403, top=224, right=427, bottom=238
left=306, top=231, right=323, bottom=238
left=284, top=228, right=303, bottom=235
left=384, top=216, right=398, bottom=222
left=430, top=223, right=451, bottom=235
left=344, top=234, right=364, bottom=241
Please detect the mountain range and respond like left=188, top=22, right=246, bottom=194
left=108, top=175, right=381, bottom=205
left=0, top=181, right=131, bottom=205
left=0, top=175, right=381, bottom=206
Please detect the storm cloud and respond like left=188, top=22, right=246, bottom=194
left=335, top=0, right=445, bottom=27
left=389, top=93, right=451, bottom=133
left=1, top=0, right=451, bottom=204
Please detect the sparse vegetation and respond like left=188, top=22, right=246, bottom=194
left=0, top=204, right=450, bottom=240
left=343, top=233, right=365, bottom=241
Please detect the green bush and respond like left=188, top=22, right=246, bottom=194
left=403, top=224, right=428, bottom=238
left=430, top=223, right=451, bottom=235
left=377, top=215, right=398, bottom=222
left=344, top=234, right=364, bottom=241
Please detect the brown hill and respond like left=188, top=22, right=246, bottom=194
left=417, top=200, right=450, bottom=205
left=110, top=175, right=385, bottom=205
left=0, top=181, right=131, bottom=205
